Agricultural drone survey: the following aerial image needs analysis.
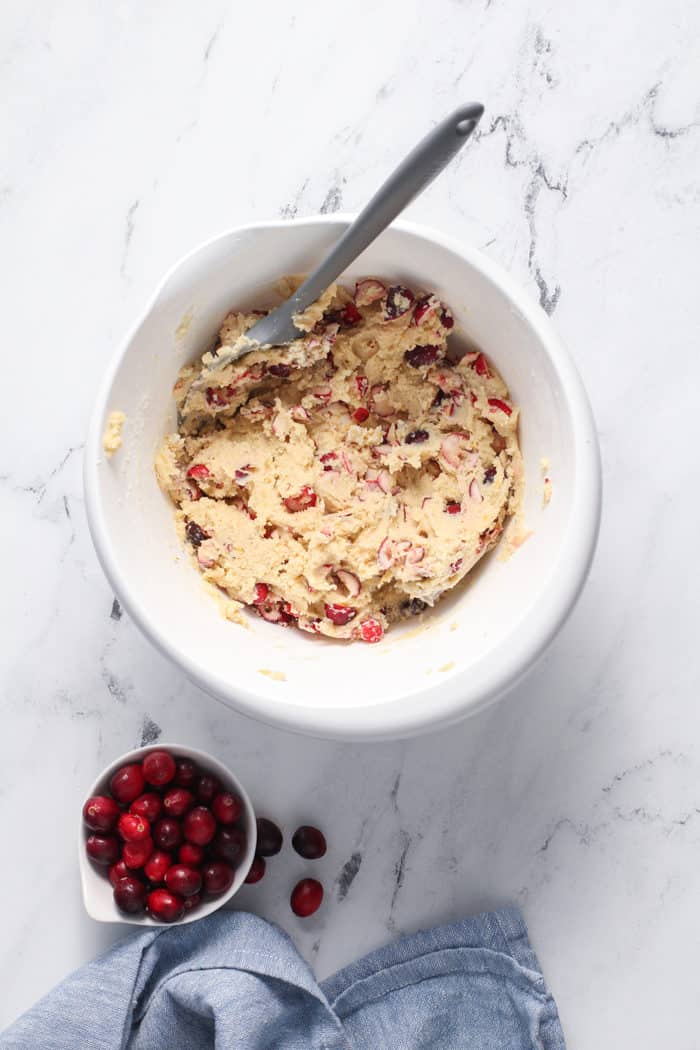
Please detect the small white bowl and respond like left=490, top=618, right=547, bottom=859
left=84, top=217, right=601, bottom=740
left=79, top=743, right=256, bottom=926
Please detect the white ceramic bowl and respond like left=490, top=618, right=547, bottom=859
left=79, top=744, right=256, bottom=925
left=84, top=217, right=601, bottom=741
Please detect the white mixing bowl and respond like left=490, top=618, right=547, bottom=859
left=84, top=217, right=601, bottom=740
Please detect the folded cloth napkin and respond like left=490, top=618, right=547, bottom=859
left=1, top=906, right=565, bottom=1049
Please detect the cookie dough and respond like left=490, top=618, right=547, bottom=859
left=155, top=277, right=523, bottom=643
left=103, top=411, right=126, bottom=457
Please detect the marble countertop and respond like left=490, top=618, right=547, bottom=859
left=2, top=1, right=699, bottom=1045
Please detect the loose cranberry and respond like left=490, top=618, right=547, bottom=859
left=183, top=892, right=201, bottom=914
left=405, top=429, right=429, bottom=444
left=162, top=787, right=195, bottom=817
left=202, top=861, right=235, bottom=897
left=292, top=826, right=327, bottom=860
left=445, top=502, right=461, bottom=514
left=212, top=792, right=242, bottom=825
left=165, top=864, right=202, bottom=898
left=82, top=795, right=121, bottom=833
left=148, top=888, right=185, bottom=923
left=153, top=818, right=183, bottom=852
left=110, top=763, right=145, bottom=805
left=185, top=521, right=210, bottom=548
left=142, top=750, right=177, bottom=787
left=324, top=603, right=357, bottom=627
left=352, top=406, right=370, bottom=423
left=144, top=850, right=172, bottom=884
left=86, top=834, right=121, bottom=867
left=267, top=363, right=292, bottom=378
left=404, top=345, right=440, bottom=368
left=130, top=792, right=163, bottom=822
left=360, top=619, right=384, bottom=644
left=118, top=813, right=151, bottom=843
left=109, top=859, right=131, bottom=887
left=283, top=486, right=317, bottom=513
left=114, top=876, right=147, bottom=915
left=256, top=818, right=283, bottom=857
left=290, top=878, right=324, bottom=917
left=196, top=775, right=222, bottom=805
left=122, top=837, right=153, bottom=869
left=174, top=758, right=199, bottom=788
left=245, top=856, right=266, bottom=884
left=212, top=826, right=246, bottom=865
left=179, top=842, right=204, bottom=868
left=383, top=285, right=415, bottom=320
left=183, top=806, right=217, bottom=846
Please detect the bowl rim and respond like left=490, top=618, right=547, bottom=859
left=78, top=742, right=257, bottom=925
left=84, top=214, right=602, bottom=741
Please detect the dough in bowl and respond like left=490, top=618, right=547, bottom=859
left=155, top=277, right=523, bottom=643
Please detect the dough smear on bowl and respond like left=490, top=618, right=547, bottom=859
left=155, top=277, right=523, bottom=643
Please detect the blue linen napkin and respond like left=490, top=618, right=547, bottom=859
left=0, top=907, right=565, bottom=1048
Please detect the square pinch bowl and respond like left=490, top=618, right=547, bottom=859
left=79, top=744, right=256, bottom=925
left=84, top=216, right=601, bottom=741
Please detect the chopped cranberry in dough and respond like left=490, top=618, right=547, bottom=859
left=155, top=277, right=523, bottom=642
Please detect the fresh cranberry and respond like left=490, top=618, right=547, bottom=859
left=82, top=795, right=120, bottom=832
left=292, top=826, right=327, bottom=860
left=183, top=806, right=217, bottom=846
left=383, top=285, right=415, bottom=320
left=153, top=818, right=183, bottom=852
left=355, top=375, right=369, bottom=398
left=130, top=793, right=162, bottom=822
left=212, top=826, right=246, bottom=865
left=440, top=304, right=454, bottom=329
left=256, top=818, right=283, bottom=857
left=162, top=787, right=195, bottom=817
left=108, top=859, right=131, bottom=887
left=110, top=763, right=145, bottom=805
left=196, top=775, right=222, bottom=805
left=122, top=837, right=153, bottom=869
left=245, top=856, right=266, bottom=884
left=267, top=363, right=292, bottom=378
left=253, top=583, right=270, bottom=605
left=405, top=429, right=429, bottom=444
left=183, top=892, right=201, bottom=914
left=283, top=486, right=317, bottom=513
left=86, top=834, right=120, bottom=866
left=483, top=466, right=497, bottom=484
left=165, top=865, right=202, bottom=898
left=144, top=850, right=172, bottom=884
left=148, top=888, right=185, bottom=923
left=445, top=502, right=461, bottom=514
left=186, top=463, right=210, bottom=479
left=290, top=878, right=324, bottom=917
left=142, top=750, right=177, bottom=787
left=360, top=619, right=384, bottom=644
left=404, top=345, right=440, bottom=368
left=118, top=813, right=151, bottom=843
left=487, top=397, right=512, bottom=416
left=324, top=603, right=357, bottom=627
left=179, top=843, right=204, bottom=868
left=352, top=406, right=370, bottom=423
left=185, top=521, right=209, bottom=547
left=114, top=876, right=147, bottom=915
left=413, top=295, right=435, bottom=325
left=174, top=758, right=199, bottom=788
left=202, top=861, right=235, bottom=897
left=211, top=792, right=242, bottom=825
